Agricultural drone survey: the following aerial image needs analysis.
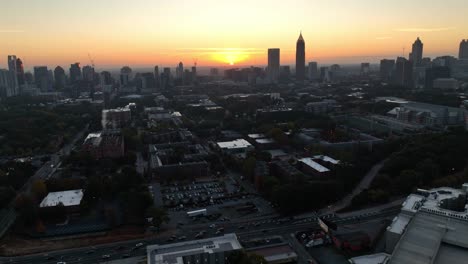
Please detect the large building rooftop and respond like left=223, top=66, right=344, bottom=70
left=217, top=139, right=253, bottom=150
left=146, top=234, right=242, bottom=264
left=39, top=189, right=83, bottom=208
left=299, top=157, right=330, bottom=173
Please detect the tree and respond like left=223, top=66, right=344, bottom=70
left=242, top=157, right=256, bottom=181
left=146, top=206, right=169, bottom=231
left=14, top=194, right=38, bottom=226
left=31, top=180, right=48, bottom=201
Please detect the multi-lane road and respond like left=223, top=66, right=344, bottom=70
left=1, top=207, right=399, bottom=264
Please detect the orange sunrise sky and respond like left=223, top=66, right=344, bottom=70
left=1, top=0, right=468, bottom=69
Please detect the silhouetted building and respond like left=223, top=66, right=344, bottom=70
left=7, top=55, right=19, bottom=95
left=361, top=63, right=370, bottom=76
left=120, top=66, right=132, bottom=86
left=425, top=66, right=451, bottom=89
left=296, top=33, right=305, bottom=81
left=141, top=72, right=156, bottom=90
left=409, top=37, right=423, bottom=66
left=34, top=66, right=51, bottom=92
left=69, top=63, right=81, bottom=83
left=154, top=66, right=160, bottom=88
left=161, top=67, right=171, bottom=89
left=267, top=48, right=280, bottom=83
left=82, top=65, right=95, bottom=82
left=176, top=62, right=184, bottom=79
left=308, top=61, right=318, bottom=80
left=394, top=57, right=413, bottom=88
left=54, top=66, right=66, bottom=90
left=0, top=69, right=17, bottom=97
left=100, top=71, right=112, bottom=86
left=15, top=58, right=25, bottom=87
left=280, top=66, right=291, bottom=81
left=380, top=59, right=395, bottom=81
left=459, top=39, right=468, bottom=59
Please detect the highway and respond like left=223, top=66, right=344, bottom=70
left=1, top=207, right=399, bottom=264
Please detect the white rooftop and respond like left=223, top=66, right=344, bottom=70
left=248, top=133, right=266, bottom=139
left=256, top=138, right=275, bottom=144
left=299, top=158, right=330, bottom=173
left=147, top=234, right=242, bottom=264
left=39, top=189, right=84, bottom=208
left=217, top=139, right=253, bottom=150
left=312, top=155, right=340, bottom=165
left=401, top=194, right=425, bottom=215
left=387, top=214, right=412, bottom=235
left=349, top=253, right=390, bottom=264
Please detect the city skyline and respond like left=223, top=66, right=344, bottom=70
left=1, top=0, right=468, bottom=68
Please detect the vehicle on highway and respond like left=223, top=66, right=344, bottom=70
left=102, top=255, right=111, bottom=259
left=57, top=262, right=66, bottom=264
left=135, top=242, right=144, bottom=247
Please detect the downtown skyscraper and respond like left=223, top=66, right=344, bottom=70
left=295, top=33, right=305, bottom=81
left=409, top=37, right=423, bottom=66
left=460, top=39, right=468, bottom=60
left=267, top=48, right=280, bottom=83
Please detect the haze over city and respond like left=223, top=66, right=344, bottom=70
left=3, top=1, right=468, bottom=264
left=1, top=0, right=468, bottom=69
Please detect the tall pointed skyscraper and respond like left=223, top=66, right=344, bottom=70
left=296, top=32, right=305, bottom=81
left=409, top=37, right=423, bottom=66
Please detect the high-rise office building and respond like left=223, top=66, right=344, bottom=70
left=15, top=58, right=25, bottom=87
left=100, top=71, right=112, bottom=86
left=176, top=62, right=184, bottom=79
left=267, top=48, right=280, bottom=83
left=54, top=66, right=66, bottom=90
left=307, top=62, right=318, bottom=80
left=7, top=55, right=19, bottom=95
left=82, top=65, right=95, bottom=82
left=409, top=37, right=423, bottom=66
left=295, top=33, right=305, bottom=81
left=141, top=72, right=156, bottom=90
left=154, top=66, right=160, bottom=88
left=459, top=39, right=468, bottom=60
left=120, top=66, right=132, bottom=86
left=394, top=57, right=413, bottom=88
left=0, top=69, right=17, bottom=97
left=69, top=63, right=81, bottom=83
left=34, top=66, right=50, bottom=92
left=361, top=63, right=370, bottom=76
left=425, top=66, right=451, bottom=89
left=380, top=59, right=395, bottom=81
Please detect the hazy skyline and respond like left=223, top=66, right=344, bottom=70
left=1, top=0, right=468, bottom=69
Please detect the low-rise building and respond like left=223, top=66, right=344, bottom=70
left=146, top=233, right=242, bottom=264
left=102, top=104, right=132, bottom=129
left=305, top=99, right=337, bottom=115
left=39, top=189, right=83, bottom=212
left=82, top=130, right=125, bottom=159
left=355, top=183, right=468, bottom=264
left=217, top=139, right=254, bottom=158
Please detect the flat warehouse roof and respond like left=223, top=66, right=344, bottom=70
left=39, top=189, right=83, bottom=208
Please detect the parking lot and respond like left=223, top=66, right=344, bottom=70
left=161, top=181, right=229, bottom=208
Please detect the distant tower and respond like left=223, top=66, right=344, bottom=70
left=267, top=48, right=280, bottom=83
left=410, top=37, right=423, bottom=66
left=308, top=62, right=318, bottom=80
left=120, top=66, right=132, bottom=86
left=7, top=55, right=19, bottom=95
left=69, top=63, right=82, bottom=83
left=296, top=32, right=305, bottom=81
left=176, top=62, right=184, bottom=79
left=154, top=66, right=160, bottom=88
left=15, top=58, right=25, bottom=87
left=460, top=39, right=468, bottom=60
left=54, top=66, right=66, bottom=90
